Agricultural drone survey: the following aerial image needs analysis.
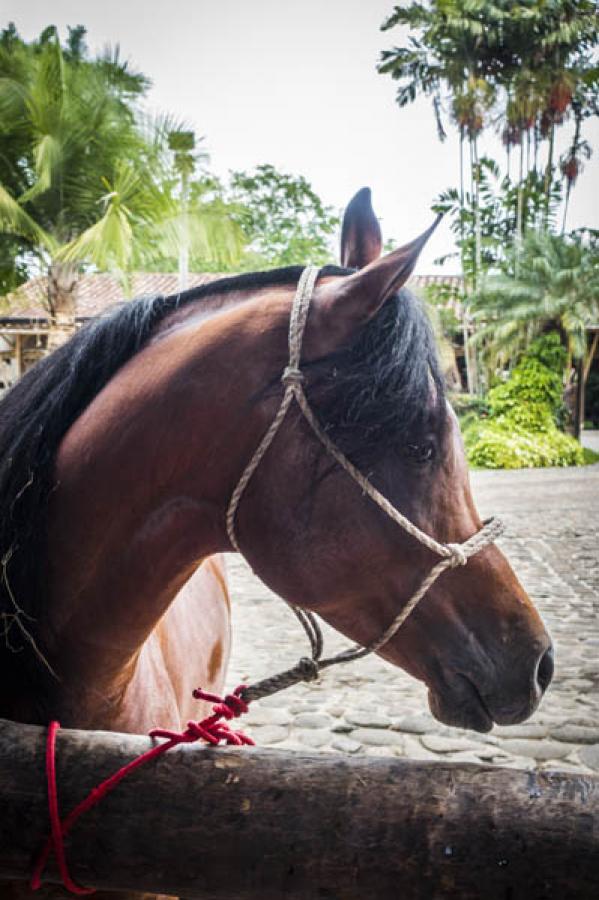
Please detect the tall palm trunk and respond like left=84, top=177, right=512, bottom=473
left=178, top=166, right=190, bottom=292
left=47, top=262, right=79, bottom=350
left=562, top=109, right=582, bottom=235
left=562, top=180, right=572, bottom=236
left=574, top=356, right=584, bottom=441
left=473, top=135, right=482, bottom=288
left=516, top=135, right=525, bottom=267
left=467, top=133, right=481, bottom=395
left=459, top=127, right=473, bottom=395
left=47, top=262, right=78, bottom=319
left=543, top=121, right=555, bottom=228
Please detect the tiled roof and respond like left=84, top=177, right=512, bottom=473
left=0, top=272, right=227, bottom=321
left=0, top=271, right=464, bottom=322
left=409, top=274, right=464, bottom=289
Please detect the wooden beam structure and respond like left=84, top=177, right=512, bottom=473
left=13, top=332, right=22, bottom=381
left=1, top=718, right=598, bottom=898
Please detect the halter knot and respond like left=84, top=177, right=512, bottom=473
left=298, top=656, right=320, bottom=681
left=281, top=366, right=304, bottom=386
left=446, top=543, right=468, bottom=567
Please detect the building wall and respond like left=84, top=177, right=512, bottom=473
left=0, top=330, right=48, bottom=394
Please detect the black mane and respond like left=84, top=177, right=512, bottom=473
left=0, top=264, right=444, bottom=704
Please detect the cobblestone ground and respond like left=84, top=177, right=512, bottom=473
left=226, top=462, right=599, bottom=773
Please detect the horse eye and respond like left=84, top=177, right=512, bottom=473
left=405, top=442, right=435, bottom=464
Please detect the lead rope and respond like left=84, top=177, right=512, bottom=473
left=32, top=266, right=505, bottom=894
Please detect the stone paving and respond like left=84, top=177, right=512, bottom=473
left=226, top=462, right=599, bottom=773
left=582, top=428, right=599, bottom=453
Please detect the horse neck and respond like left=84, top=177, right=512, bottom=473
left=43, top=288, right=287, bottom=712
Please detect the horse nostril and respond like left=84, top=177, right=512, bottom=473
left=536, top=644, right=554, bottom=693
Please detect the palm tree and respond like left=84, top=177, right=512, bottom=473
left=379, top=1, right=508, bottom=393
left=471, top=231, right=599, bottom=435
left=379, top=2, right=496, bottom=285
left=0, top=26, right=242, bottom=328
left=379, top=1, right=598, bottom=395
left=0, top=27, right=150, bottom=315
left=151, top=130, right=243, bottom=288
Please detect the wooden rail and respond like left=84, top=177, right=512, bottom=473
left=1, top=717, right=598, bottom=898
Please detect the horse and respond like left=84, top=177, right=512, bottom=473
left=0, top=188, right=553, bottom=898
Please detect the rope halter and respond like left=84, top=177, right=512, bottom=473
left=226, top=266, right=505, bottom=704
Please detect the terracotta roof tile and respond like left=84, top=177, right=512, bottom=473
left=0, top=271, right=465, bottom=322
left=0, top=272, right=227, bottom=321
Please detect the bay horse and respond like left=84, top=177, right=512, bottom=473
left=0, top=188, right=552, bottom=898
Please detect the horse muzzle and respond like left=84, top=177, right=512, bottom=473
left=427, top=641, right=554, bottom=733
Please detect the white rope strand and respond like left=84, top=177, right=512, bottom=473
left=226, top=266, right=320, bottom=550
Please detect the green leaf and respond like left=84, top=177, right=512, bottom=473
left=0, top=181, right=55, bottom=249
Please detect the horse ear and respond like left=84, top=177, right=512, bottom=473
left=309, top=215, right=441, bottom=356
left=340, top=187, right=383, bottom=269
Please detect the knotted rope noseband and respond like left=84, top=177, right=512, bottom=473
left=226, top=266, right=504, bottom=703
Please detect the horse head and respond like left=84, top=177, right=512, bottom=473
left=230, top=188, right=553, bottom=733
left=4, top=187, right=552, bottom=736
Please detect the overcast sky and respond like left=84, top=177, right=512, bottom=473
left=5, top=0, right=599, bottom=273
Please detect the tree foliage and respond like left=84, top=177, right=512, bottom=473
left=434, top=158, right=563, bottom=279
left=380, top=2, right=599, bottom=402
left=0, top=24, right=242, bottom=303
left=0, top=25, right=149, bottom=275
left=379, top=1, right=599, bottom=280
left=227, top=164, right=338, bottom=269
left=0, top=25, right=339, bottom=299
left=471, top=230, right=599, bottom=362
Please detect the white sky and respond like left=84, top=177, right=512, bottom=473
left=5, top=0, right=599, bottom=273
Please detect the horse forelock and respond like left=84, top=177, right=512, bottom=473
left=305, top=287, right=447, bottom=468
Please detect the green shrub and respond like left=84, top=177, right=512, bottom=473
left=487, top=335, right=565, bottom=425
left=462, top=333, right=583, bottom=469
left=582, top=446, right=599, bottom=465
left=467, top=422, right=584, bottom=469
left=525, top=331, right=568, bottom=374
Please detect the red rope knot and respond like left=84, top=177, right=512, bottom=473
left=32, top=685, right=254, bottom=895
left=208, top=722, right=254, bottom=746
left=193, top=684, right=249, bottom=718
left=193, top=685, right=249, bottom=719
left=188, top=684, right=254, bottom=746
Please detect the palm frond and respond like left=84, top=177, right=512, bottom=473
left=0, top=182, right=54, bottom=248
left=0, top=76, right=29, bottom=129
left=19, top=133, right=62, bottom=202
left=58, top=201, right=133, bottom=271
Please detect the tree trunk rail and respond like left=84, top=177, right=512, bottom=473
left=1, top=717, right=598, bottom=899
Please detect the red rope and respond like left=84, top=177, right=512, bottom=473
left=30, top=685, right=253, bottom=894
